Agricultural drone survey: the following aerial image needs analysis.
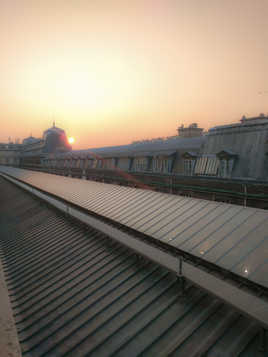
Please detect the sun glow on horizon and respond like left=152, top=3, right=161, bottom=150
left=0, top=1, right=267, bottom=146
left=68, top=137, right=75, bottom=144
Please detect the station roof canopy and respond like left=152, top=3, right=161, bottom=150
left=1, top=175, right=266, bottom=356
left=1, top=166, right=267, bottom=292
left=57, top=135, right=204, bottom=159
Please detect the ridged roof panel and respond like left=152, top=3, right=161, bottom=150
left=0, top=176, right=266, bottom=356
left=1, top=166, right=267, bottom=290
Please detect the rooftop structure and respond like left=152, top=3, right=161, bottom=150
left=200, top=114, right=268, bottom=180
left=209, top=114, right=268, bottom=133
left=2, top=166, right=267, bottom=291
left=2, top=113, right=268, bottom=182
left=22, top=136, right=40, bottom=145
left=0, top=170, right=267, bottom=356
left=177, top=123, right=204, bottom=138
left=0, top=124, right=72, bottom=167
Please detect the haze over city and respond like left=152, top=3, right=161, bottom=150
left=1, top=0, right=268, bottom=149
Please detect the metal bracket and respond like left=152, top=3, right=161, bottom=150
left=259, top=328, right=267, bottom=352
left=177, top=256, right=186, bottom=293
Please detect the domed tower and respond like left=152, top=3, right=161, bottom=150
left=43, top=122, right=71, bottom=153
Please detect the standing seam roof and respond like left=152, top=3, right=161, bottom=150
left=1, top=166, right=267, bottom=290
left=0, top=176, right=267, bottom=356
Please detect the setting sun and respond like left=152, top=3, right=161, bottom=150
left=68, top=137, right=75, bottom=144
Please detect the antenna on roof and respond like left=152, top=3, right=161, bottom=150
left=52, top=110, right=56, bottom=127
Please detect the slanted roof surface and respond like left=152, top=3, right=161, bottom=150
left=0, top=176, right=266, bottom=357
left=1, top=166, right=268, bottom=291
left=64, top=135, right=204, bottom=158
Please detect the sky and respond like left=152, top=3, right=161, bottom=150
left=0, top=0, right=268, bottom=149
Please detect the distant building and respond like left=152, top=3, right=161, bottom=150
left=22, top=136, right=40, bottom=145
left=20, top=123, right=71, bottom=155
left=0, top=123, right=71, bottom=168
left=42, top=123, right=71, bottom=153
left=0, top=143, right=21, bottom=166
left=3, top=114, right=268, bottom=182
left=196, top=114, right=268, bottom=180
left=177, top=123, right=203, bottom=138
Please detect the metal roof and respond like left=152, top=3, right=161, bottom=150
left=1, top=166, right=268, bottom=291
left=56, top=149, right=176, bottom=159
left=61, top=136, right=204, bottom=159
left=0, top=176, right=267, bottom=356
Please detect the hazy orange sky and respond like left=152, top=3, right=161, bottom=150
left=1, top=0, right=268, bottom=149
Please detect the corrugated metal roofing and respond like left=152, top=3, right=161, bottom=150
left=1, top=166, right=268, bottom=291
left=0, top=176, right=267, bottom=357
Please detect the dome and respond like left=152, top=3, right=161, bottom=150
left=42, top=122, right=71, bottom=153
left=43, top=122, right=65, bottom=140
